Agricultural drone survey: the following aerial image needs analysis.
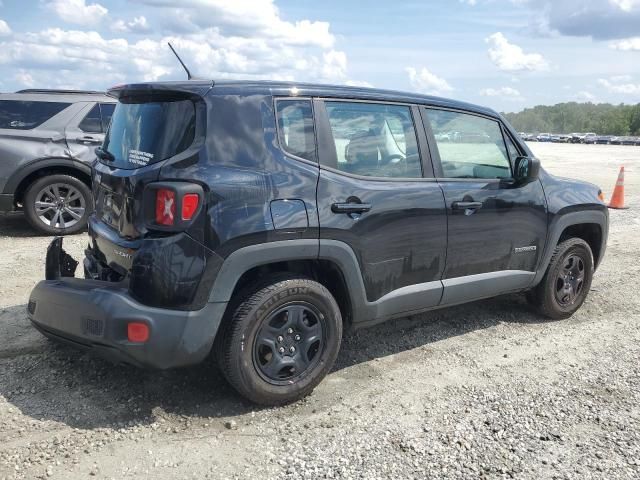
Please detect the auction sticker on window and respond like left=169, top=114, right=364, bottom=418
left=128, top=150, right=154, bottom=167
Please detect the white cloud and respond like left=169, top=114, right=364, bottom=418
left=14, top=70, right=34, bottom=87
left=610, top=36, right=640, bottom=50
left=0, top=19, right=10, bottom=37
left=459, top=0, right=477, bottom=5
left=575, top=91, right=597, bottom=102
left=135, top=0, right=335, bottom=49
left=512, top=0, right=640, bottom=40
left=345, top=80, right=374, bottom=88
left=0, top=0, right=369, bottom=92
left=0, top=0, right=355, bottom=90
left=610, top=0, right=640, bottom=12
left=111, top=16, right=150, bottom=34
left=486, top=32, right=548, bottom=72
left=46, top=0, right=108, bottom=26
left=598, top=77, right=640, bottom=94
left=321, top=50, right=347, bottom=81
left=406, top=67, right=453, bottom=96
left=479, top=86, right=522, bottom=98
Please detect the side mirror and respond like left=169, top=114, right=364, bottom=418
left=514, top=156, right=540, bottom=184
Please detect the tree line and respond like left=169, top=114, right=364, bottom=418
left=503, top=102, right=640, bottom=136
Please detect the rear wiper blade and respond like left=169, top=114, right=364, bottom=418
left=95, top=146, right=115, bottom=162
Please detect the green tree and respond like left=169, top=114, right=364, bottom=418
left=503, top=102, right=640, bottom=135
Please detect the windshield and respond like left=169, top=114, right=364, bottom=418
left=102, top=98, right=196, bottom=169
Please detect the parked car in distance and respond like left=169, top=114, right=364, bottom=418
left=537, top=132, right=552, bottom=142
left=570, top=133, right=585, bottom=143
left=554, top=134, right=571, bottom=143
left=28, top=80, right=609, bottom=405
left=583, top=133, right=598, bottom=144
left=0, top=89, right=116, bottom=234
left=595, top=135, right=613, bottom=144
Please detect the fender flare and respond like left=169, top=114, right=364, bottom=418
left=3, top=157, right=92, bottom=195
left=532, top=208, right=609, bottom=285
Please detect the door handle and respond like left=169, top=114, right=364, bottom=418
left=81, top=136, right=101, bottom=144
left=331, top=202, right=372, bottom=214
left=452, top=201, right=483, bottom=210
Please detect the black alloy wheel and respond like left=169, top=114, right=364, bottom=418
left=554, top=253, right=586, bottom=307
left=253, top=303, right=325, bottom=384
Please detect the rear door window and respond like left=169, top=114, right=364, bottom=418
left=0, top=100, right=70, bottom=130
left=79, top=103, right=116, bottom=133
left=79, top=104, right=102, bottom=133
left=322, top=101, right=422, bottom=178
left=102, top=98, right=196, bottom=169
left=99, top=103, right=115, bottom=131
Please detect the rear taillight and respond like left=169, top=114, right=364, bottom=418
left=145, top=182, right=204, bottom=230
left=181, top=193, right=199, bottom=220
left=155, top=188, right=176, bottom=226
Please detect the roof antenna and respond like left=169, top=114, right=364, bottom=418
left=168, top=42, right=193, bottom=80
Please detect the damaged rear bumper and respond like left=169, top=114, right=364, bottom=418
left=28, top=238, right=227, bottom=369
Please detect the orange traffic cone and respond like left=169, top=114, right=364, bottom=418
left=608, top=166, right=628, bottom=209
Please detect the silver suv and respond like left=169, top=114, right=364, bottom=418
left=0, top=89, right=116, bottom=234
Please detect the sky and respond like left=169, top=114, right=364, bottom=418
left=0, top=0, right=640, bottom=112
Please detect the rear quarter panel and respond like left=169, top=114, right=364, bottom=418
left=158, top=92, right=321, bottom=258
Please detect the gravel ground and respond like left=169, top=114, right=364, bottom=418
left=0, top=143, right=638, bottom=480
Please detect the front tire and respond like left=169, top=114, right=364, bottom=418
left=23, top=174, right=92, bottom=235
left=216, top=276, right=342, bottom=405
left=528, top=238, right=594, bottom=319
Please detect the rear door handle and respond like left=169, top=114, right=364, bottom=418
left=452, top=201, right=483, bottom=210
left=81, top=135, right=101, bottom=144
left=331, top=202, right=372, bottom=214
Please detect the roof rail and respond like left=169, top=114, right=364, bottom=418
left=15, top=89, right=106, bottom=95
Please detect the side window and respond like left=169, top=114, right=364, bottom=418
left=275, top=99, right=316, bottom=162
left=0, top=100, right=70, bottom=130
left=323, top=102, right=422, bottom=178
left=504, top=133, right=520, bottom=164
left=79, top=104, right=102, bottom=133
left=99, top=103, right=115, bottom=132
left=425, top=109, right=512, bottom=179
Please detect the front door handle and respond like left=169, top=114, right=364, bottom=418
left=452, top=201, right=483, bottom=211
left=331, top=202, right=372, bottom=214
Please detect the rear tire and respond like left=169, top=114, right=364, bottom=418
left=215, top=276, right=342, bottom=405
left=527, top=238, right=594, bottom=320
left=23, top=174, right=92, bottom=235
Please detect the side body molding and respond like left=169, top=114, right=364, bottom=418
left=208, top=239, right=549, bottom=328
left=207, top=238, right=444, bottom=323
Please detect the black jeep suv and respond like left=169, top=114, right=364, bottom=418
left=28, top=80, right=608, bottom=405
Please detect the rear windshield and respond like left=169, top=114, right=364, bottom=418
left=102, top=98, right=196, bottom=169
left=0, top=100, right=70, bottom=129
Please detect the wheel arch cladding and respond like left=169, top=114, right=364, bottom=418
left=534, top=209, right=608, bottom=286
left=208, top=240, right=359, bottom=326
left=559, top=223, right=603, bottom=267
left=10, top=159, right=92, bottom=203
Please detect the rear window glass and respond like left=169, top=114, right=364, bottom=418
left=0, top=100, right=70, bottom=130
left=102, top=98, right=196, bottom=169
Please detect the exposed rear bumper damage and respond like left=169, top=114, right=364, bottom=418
left=29, top=238, right=227, bottom=369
